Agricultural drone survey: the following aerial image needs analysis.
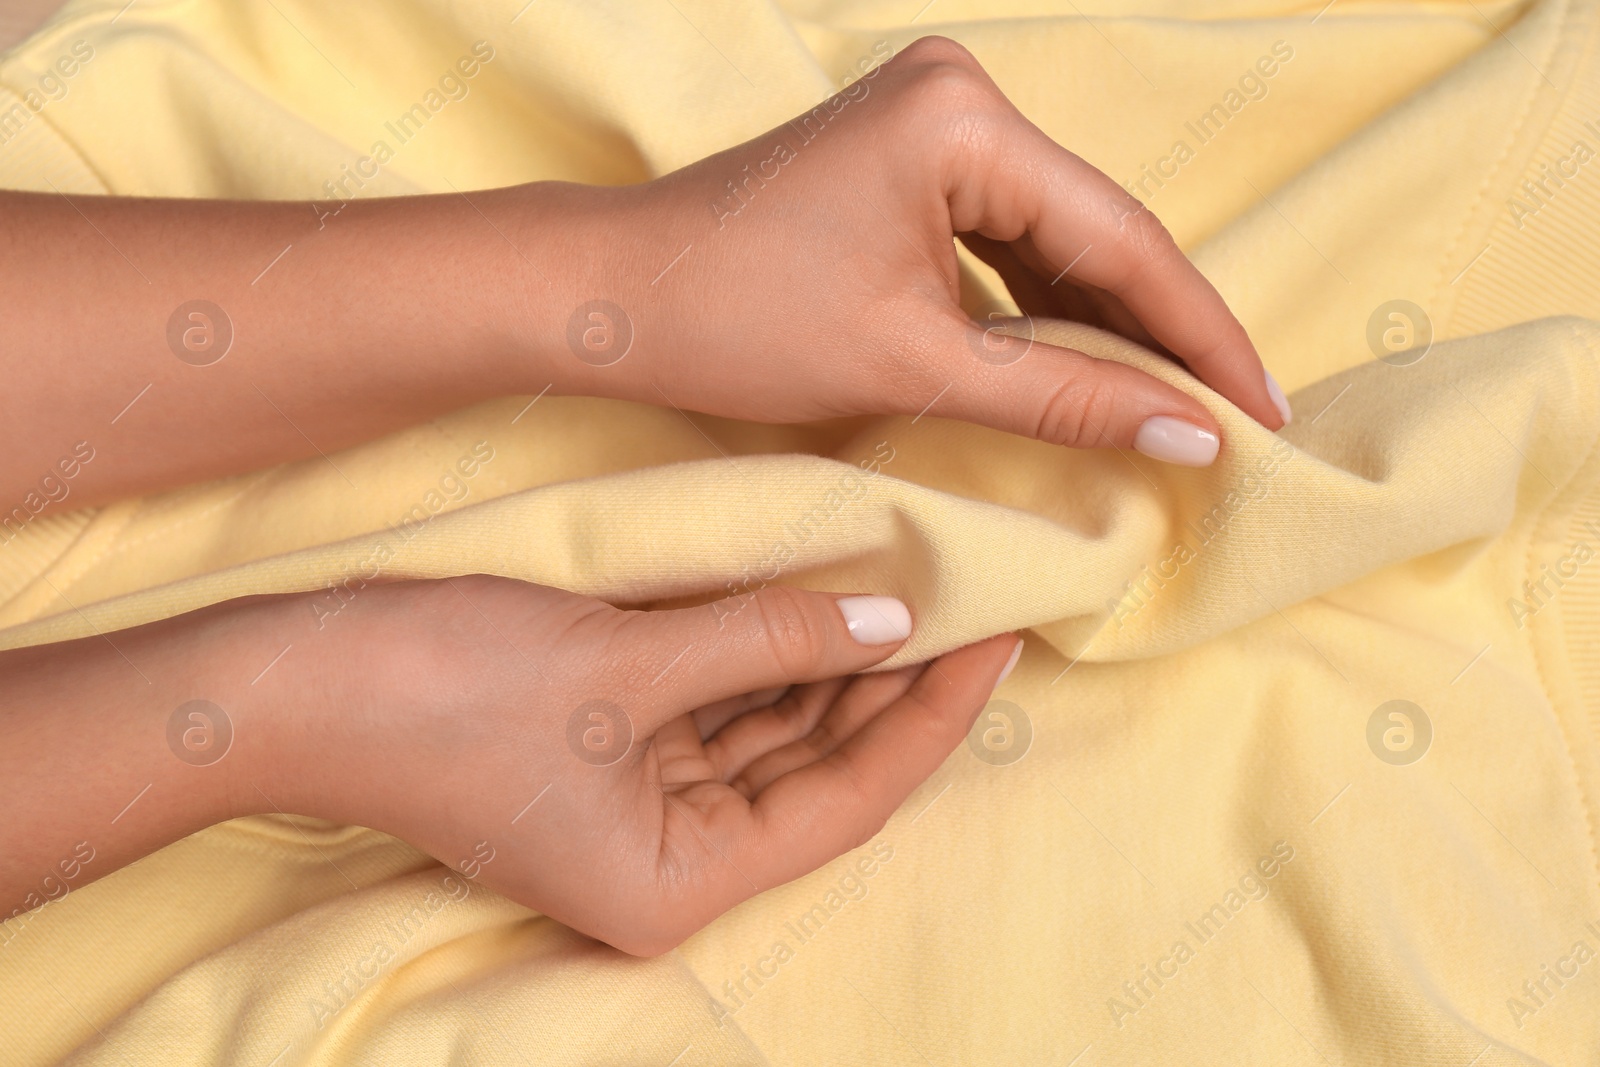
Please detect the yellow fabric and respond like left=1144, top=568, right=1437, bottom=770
left=4, top=0, right=1600, bottom=1063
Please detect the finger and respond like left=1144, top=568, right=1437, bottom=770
left=959, top=231, right=1168, bottom=355
left=956, top=232, right=1114, bottom=335
left=725, top=666, right=924, bottom=796
left=940, top=321, right=1226, bottom=467
left=692, top=685, right=791, bottom=741
left=654, top=713, right=717, bottom=787
left=929, top=55, right=1289, bottom=428
left=622, top=588, right=914, bottom=732
left=1006, top=155, right=1288, bottom=427
left=703, top=677, right=853, bottom=783
left=726, top=634, right=1021, bottom=891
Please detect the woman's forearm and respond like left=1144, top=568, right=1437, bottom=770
left=0, top=185, right=582, bottom=511
left=0, top=595, right=307, bottom=931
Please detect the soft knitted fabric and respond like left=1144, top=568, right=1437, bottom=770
left=3, top=0, right=1600, bottom=1063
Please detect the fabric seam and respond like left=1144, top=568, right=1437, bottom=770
left=1429, top=0, right=1574, bottom=327
left=1522, top=323, right=1600, bottom=904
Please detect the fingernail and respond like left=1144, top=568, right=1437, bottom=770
left=1264, top=369, right=1293, bottom=425
left=993, top=638, right=1024, bottom=692
left=1133, top=416, right=1219, bottom=467
left=837, top=595, right=912, bottom=645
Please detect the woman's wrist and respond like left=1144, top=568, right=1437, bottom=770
left=482, top=179, right=661, bottom=403
left=216, top=578, right=546, bottom=870
left=216, top=580, right=482, bottom=836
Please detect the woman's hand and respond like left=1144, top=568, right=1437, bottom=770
left=243, top=577, right=1020, bottom=955
left=1, top=577, right=1017, bottom=955
left=539, top=35, right=1291, bottom=467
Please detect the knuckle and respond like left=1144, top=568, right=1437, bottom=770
left=852, top=811, right=892, bottom=852
left=894, top=42, right=992, bottom=113
left=772, top=696, right=816, bottom=736
left=803, top=719, right=844, bottom=760
left=899, top=34, right=981, bottom=71
left=751, top=587, right=829, bottom=680
left=600, top=898, right=695, bottom=958
left=1033, top=373, right=1120, bottom=450
left=594, top=609, right=667, bottom=690
left=1112, top=207, right=1176, bottom=286
left=824, top=750, right=876, bottom=811
left=898, top=686, right=963, bottom=749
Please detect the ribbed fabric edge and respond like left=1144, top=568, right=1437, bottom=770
left=1531, top=399, right=1600, bottom=907
left=1561, top=489, right=1600, bottom=726
left=1451, top=0, right=1600, bottom=337
left=0, top=510, right=96, bottom=607
left=1448, top=0, right=1600, bottom=909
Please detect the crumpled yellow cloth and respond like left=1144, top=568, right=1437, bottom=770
left=4, top=0, right=1600, bottom=1063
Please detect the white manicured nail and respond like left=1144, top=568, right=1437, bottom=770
left=1133, top=416, right=1220, bottom=467
left=994, top=638, right=1024, bottom=692
left=838, top=595, right=912, bottom=645
left=1264, top=369, right=1293, bottom=425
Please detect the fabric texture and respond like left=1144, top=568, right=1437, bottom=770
left=4, top=0, right=1600, bottom=1063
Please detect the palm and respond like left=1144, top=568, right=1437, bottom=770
left=620, top=670, right=929, bottom=916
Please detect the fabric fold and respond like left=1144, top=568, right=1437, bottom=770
left=2, top=318, right=1593, bottom=673
left=9, top=0, right=1600, bottom=1063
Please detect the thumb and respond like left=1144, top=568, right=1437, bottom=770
left=635, top=587, right=914, bottom=725
left=940, top=316, right=1226, bottom=467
